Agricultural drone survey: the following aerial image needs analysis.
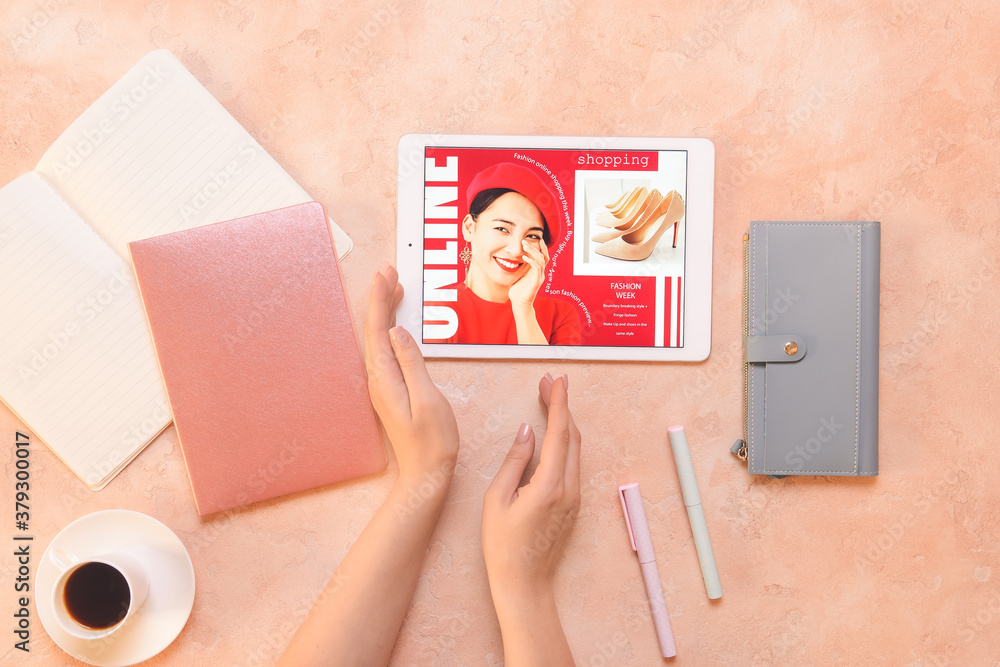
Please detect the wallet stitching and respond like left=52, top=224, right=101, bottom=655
left=852, top=225, right=861, bottom=472
left=749, top=223, right=760, bottom=473
left=755, top=221, right=866, bottom=474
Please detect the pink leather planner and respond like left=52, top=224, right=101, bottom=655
left=129, top=202, right=386, bottom=515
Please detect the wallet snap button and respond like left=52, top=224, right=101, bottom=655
left=784, top=341, right=799, bottom=355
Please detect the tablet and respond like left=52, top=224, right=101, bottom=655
left=396, top=134, right=714, bottom=361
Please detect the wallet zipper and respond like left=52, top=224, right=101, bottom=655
left=738, top=232, right=749, bottom=462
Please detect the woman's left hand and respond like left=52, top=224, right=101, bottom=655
left=365, top=265, right=459, bottom=483
left=508, top=238, right=549, bottom=310
left=279, top=264, right=459, bottom=667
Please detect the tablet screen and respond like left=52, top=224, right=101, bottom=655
left=419, top=146, right=690, bottom=349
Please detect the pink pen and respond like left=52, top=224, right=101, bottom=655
left=619, top=483, right=677, bottom=658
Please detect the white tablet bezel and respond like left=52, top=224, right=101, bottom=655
left=396, top=134, right=714, bottom=361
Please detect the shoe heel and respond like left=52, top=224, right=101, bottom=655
left=595, top=187, right=649, bottom=227
left=592, top=190, right=662, bottom=242
left=594, top=191, right=685, bottom=261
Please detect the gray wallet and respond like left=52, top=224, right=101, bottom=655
left=733, top=221, right=880, bottom=476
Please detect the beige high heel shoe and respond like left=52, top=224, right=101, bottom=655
left=595, top=186, right=648, bottom=227
left=594, top=190, right=685, bottom=261
left=591, top=189, right=663, bottom=243
left=603, top=187, right=637, bottom=212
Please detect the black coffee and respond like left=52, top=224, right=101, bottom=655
left=63, top=562, right=130, bottom=630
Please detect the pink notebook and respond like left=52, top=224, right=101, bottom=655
left=129, top=202, right=386, bottom=515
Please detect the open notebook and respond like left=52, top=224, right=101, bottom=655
left=0, top=50, right=352, bottom=489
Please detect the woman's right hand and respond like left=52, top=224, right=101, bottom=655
left=481, top=373, right=580, bottom=664
left=507, top=237, right=549, bottom=311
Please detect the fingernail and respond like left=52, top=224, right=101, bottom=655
left=389, top=326, right=410, bottom=347
left=544, top=372, right=554, bottom=383
left=516, top=423, right=532, bottom=443
left=562, top=373, right=569, bottom=389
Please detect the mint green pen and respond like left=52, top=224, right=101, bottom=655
left=668, top=425, right=723, bottom=599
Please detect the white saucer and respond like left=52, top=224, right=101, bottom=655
left=36, top=510, right=195, bottom=666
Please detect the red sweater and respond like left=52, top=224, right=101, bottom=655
left=438, top=284, right=581, bottom=345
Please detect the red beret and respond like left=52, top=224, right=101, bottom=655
left=466, top=162, right=561, bottom=243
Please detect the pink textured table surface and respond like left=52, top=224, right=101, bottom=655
left=2, top=2, right=999, bottom=665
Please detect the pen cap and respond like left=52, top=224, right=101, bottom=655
left=668, top=426, right=702, bottom=507
left=619, top=483, right=656, bottom=564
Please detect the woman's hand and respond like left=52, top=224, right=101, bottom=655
left=364, top=265, right=459, bottom=483
left=280, top=265, right=460, bottom=667
left=507, top=238, right=549, bottom=310
left=508, top=239, right=551, bottom=345
left=482, top=372, right=580, bottom=597
left=481, top=373, right=580, bottom=664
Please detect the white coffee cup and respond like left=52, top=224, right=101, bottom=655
left=50, top=548, right=149, bottom=640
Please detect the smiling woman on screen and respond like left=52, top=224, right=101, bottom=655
left=450, top=162, right=581, bottom=346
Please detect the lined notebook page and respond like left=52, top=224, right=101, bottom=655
left=35, top=50, right=352, bottom=259
left=0, top=173, right=169, bottom=488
